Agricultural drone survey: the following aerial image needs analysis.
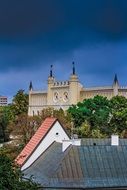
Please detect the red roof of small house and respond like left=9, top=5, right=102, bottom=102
left=15, top=117, right=57, bottom=166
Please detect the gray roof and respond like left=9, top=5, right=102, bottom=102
left=81, top=138, right=127, bottom=146
left=23, top=139, right=127, bottom=189
left=23, top=142, right=64, bottom=186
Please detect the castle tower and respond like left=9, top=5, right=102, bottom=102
left=47, top=65, right=55, bottom=106
left=113, top=74, right=119, bottom=96
left=69, top=62, right=80, bottom=105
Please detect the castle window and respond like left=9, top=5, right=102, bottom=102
left=63, top=92, right=69, bottom=102
left=53, top=92, right=59, bottom=103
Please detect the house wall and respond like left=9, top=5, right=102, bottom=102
left=21, top=121, right=70, bottom=171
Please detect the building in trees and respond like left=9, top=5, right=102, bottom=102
left=0, top=95, right=7, bottom=106
left=28, top=63, right=126, bottom=115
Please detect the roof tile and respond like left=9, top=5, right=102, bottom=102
left=15, top=117, right=57, bottom=166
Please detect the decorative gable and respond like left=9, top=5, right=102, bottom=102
left=15, top=117, right=69, bottom=171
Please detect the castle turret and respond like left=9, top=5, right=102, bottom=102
left=69, top=62, right=80, bottom=105
left=29, top=81, right=33, bottom=91
left=47, top=65, right=55, bottom=105
left=113, top=74, right=119, bottom=96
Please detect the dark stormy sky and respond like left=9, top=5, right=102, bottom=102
left=1, top=0, right=127, bottom=102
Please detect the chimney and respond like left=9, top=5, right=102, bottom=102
left=111, top=135, right=119, bottom=146
left=62, top=139, right=81, bottom=152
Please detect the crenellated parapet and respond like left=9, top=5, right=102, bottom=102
left=53, top=81, right=69, bottom=87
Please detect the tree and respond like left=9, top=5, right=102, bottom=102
left=40, top=107, right=71, bottom=130
left=74, top=121, right=91, bottom=138
left=0, top=154, right=40, bottom=190
left=11, top=89, right=28, bottom=117
left=68, top=95, right=127, bottom=137
left=0, top=106, right=13, bottom=142
left=68, top=103, right=86, bottom=128
left=84, top=96, right=110, bottom=130
left=9, top=107, right=71, bottom=146
left=110, top=96, right=127, bottom=135
left=68, top=95, right=111, bottom=130
left=110, top=95, right=127, bottom=111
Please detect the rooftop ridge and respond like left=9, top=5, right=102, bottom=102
left=30, top=91, right=47, bottom=94
left=83, top=86, right=113, bottom=90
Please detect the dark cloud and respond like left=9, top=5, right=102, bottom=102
left=0, top=0, right=127, bottom=100
left=0, top=0, right=63, bottom=37
left=0, top=0, right=127, bottom=39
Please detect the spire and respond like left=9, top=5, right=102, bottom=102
left=50, top=65, right=53, bottom=77
left=29, top=81, right=33, bottom=91
left=72, top=61, right=75, bottom=75
left=113, top=74, right=119, bottom=85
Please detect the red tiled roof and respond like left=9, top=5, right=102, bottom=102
left=15, top=117, right=57, bottom=166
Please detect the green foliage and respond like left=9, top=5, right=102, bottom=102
left=110, top=95, right=127, bottom=110
left=4, top=90, right=29, bottom=144
left=68, top=95, right=127, bottom=138
left=0, top=89, right=28, bottom=143
left=74, top=121, right=91, bottom=138
left=0, top=144, right=22, bottom=161
left=0, top=106, right=14, bottom=142
left=0, top=154, right=39, bottom=190
left=9, top=107, right=71, bottom=146
left=12, top=89, right=28, bottom=117
left=110, top=96, right=127, bottom=135
left=91, top=128, right=106, bottom=138
left=68, top=95, right=111, bottom=129
left=40, top=107, right=71, bottom=129
left=9, top=113, right=41, bottom=145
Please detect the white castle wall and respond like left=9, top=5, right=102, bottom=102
left=28, top=73, right=127, bottom=115
left=28, top=92, right=47, bottom=116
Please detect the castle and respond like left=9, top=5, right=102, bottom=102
left=28, top=62, right=126, bottom=116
